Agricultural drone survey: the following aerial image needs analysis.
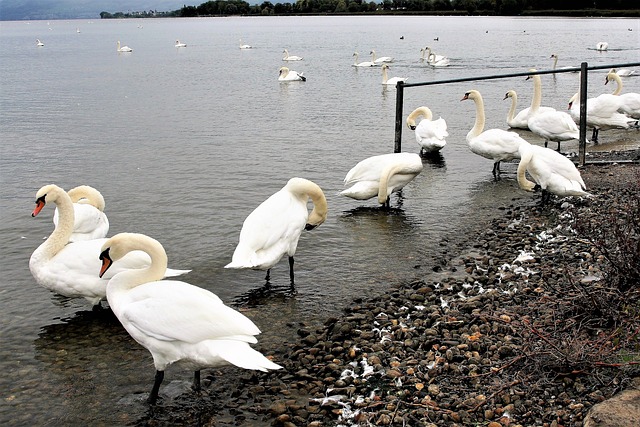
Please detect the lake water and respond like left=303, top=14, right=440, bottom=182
left=1, top=15, right=638, bottom=425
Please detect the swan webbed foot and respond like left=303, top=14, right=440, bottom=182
left=148, top=370, right=165, bottom=405
left=192, top=370, right=201, bottom=392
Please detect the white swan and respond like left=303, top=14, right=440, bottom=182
left=427, top=53, right=450, bottom=67
left=615, top=68, right=636, bottom=77
left=352, top=52, right=375, bottom=67
left=517, top=144, right=590, bottom=205
left=461, top=89, right=530, bottom=178
left=278, top=66, right=306, bottom=82
left=370, top=50, right=393, bottom=64
left=503, top=72, right=555, bottom=130
left=282, top=49, right=302, bottom=61
left=30, top=184, right=190, bottom=306
left=239, top=39, right=252, bottom=49
left=424, top=47, right=446, bottom=63
left=596, top=41, right=608, bottom=51
left=549, top=54, right=576, bottom=72
left=381, top=64, right=407, bottom=86
left=52, top=185, right=109, bottom=242
left=225, top=178, right=327, bottom=283
left=100, top=233, right=281, bottom=404
left=175, top=40, right=187, bottom=48
left=36, top=39, right=44, bottom=47
left=341, top=153, right=423, bottom=207
left=406, top=106, right=448, bottom=154
left=605, top=70, right=640, bottom=119
left=116, top=41, right=132, bottom=52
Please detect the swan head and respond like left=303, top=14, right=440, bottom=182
left=461, top=90, right=480, bottom=102
left=382, top=64, right=389, bottom=70
left=279, top=66, right=289, bottom=76
left=99, top=232, right=164, bottom=277
left=504, top=90, right=517, bottom=100
left=32, top=184, right=65, bottom=217
left=568, top=93, right=578, bottom=109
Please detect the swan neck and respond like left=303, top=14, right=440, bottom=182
left=377, top=163, right=404, bottom=204
left=530, top=74, right=542, bottom=113
left=507, top=93, right=517, bottom=122
left=38, top=190, right=75, bottom=259
left=112, top=235, right=168, bottom=291
left=307, top=185, right=328, bottom=227
left=468, top=95, right=485, bottom=139
left=516, top=149, right=536, bottom=191
left=610, top=73, right=622, bottom=95
left=382, top=67, right=388, bottom=83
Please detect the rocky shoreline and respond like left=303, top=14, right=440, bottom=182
left=141, top=150, right=640, bottom=427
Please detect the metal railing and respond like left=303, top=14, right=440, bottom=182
left=394, top=61, right=640, bottom=167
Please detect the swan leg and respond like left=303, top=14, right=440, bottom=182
left=265, top=269, right=271, bottom=282
left=193, top=370, right=201, bottom=392
left=288, top=256, right=295, bottom=284
left=556, top=141, right=561, bottom=152
left=544, top=140, right=549, bottom=148
left=540, top=189, right=551, bottom=206
left=492, top=162, right=500, bottom=180
left=148, top=370, right=165, bottom=404
left=592, top=127, right=599, bottom=144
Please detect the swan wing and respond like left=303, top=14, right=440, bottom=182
left=468, top=129, right=527, bottom=161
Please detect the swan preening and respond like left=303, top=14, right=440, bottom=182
left=278, top=66, right=306, bottom=81
left=352, top=52, right=375, bottom=67
left=36, top=39, right=44, bottom=47
left=116, top=41, right=132, bottom=52
left=596, top=41, right=609, bottom=51
left=381, top=64, right=407, bottom=86
left=29, top=184, right=189, bottom=306
left=282, top=49, right=303, bottom=61
left=341, top=153, right=423, bottom=207
left=517, top=144, right=590, bottom=205
left=406, top=106, right=448, bottom=154
left=370, top=50, right=393, bottom=64
left=462, top=89, right=530, bottom=179
left=175, top=40, right=187, bottom=48
left=52, top=185, right=110, bottom=242
left=606, top=70, right=640, bottom=119
left=100, top=233, right=282, bottom=404
left=225, top=178, right=327, bottom=283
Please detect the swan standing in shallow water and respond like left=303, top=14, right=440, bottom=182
left=370, top=50, right=393, bottom=64
left=282, top=49, right=302, bottom=61
left=461, top=90, right=530, bottom=179
left=175, top=40, right=187, bottom=48
left=381, top=64, right=407, bottom=86
left=406, top=106, right=448, bottom=154
left=278, top=66, right=306, bottom=81
left=341, top=153, right=423, bottom=207
left=225, top=178, right=327, bottom=283
left=36, top=39, right=44, bottom=47
left=53, top=185, right=109, bottom=242
left=352, top=52, right=375, bottom=67
left=100, top=233, right=282, bottom=404
left=116, top=41, right=132, bottom=52
left=517, top=144, right=590, bottom=205
left=605, top=70, right=640, bottom=119
left=30, top=184, right=189, bottom=306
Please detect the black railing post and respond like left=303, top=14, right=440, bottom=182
left=394, top=81, right=404, bottom=153
left=578, top=62, right=588, bottom=167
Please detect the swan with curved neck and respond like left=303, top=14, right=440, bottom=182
left=100, top=232, right=282, bottom=404
left=503, top=72, right=555, bottom=129
left=282, top=49, right=302, bottom=61
left=381, top=64, right=407, bottom=86
left=406, top=106, right=448, bottom=154
left=278, top=66, right=306, bottom=81
left=427, top=53, right=450, bottom=67
left=30, top=184, right=189, bottom=306
left=53, top=185, right=109, bottom=242
left=175, top=40, right=187, bottom=48
left=461, top=89, right=529, bottom=178
left=370, top=50, right=393, bottom=64
left=116, top=41, right=132, bottom=52
left=340, top=153, right=423, bottom=207
left=424, top=47, right=445, bottom=63
left=606, top=70, right=640, bottom=119
left=352, top=52, right=375, bottom=67
left=225, top=178, right=327, bottom=283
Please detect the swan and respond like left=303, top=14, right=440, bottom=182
left=225, top=178, right=327, bottom=283
left=461, top=89, right=530, bottom=179
left=352, top=52, right=375, bottom=67
left=100, top=233, right=282, bottom=404
left=424, top=47, right=446, bottom=63
left=278, top=66, right=306, bottom=82
left=30, top=184, right=190, bottom=306
left=116, top=41, right=132, bottom=52
left=517, top=144, right=590, bottom=205
left=614, top=68, right=636, bottom=77
left=381, top=64, right=407, bottom=86
left=282, top=49, right=302, bottom=61
left=370, top=50, right=393, bottom=64
left=36, top=39, right=44, bottom=47
left=406, top=106, right=448, bottom=154
left=549, top=54, right=576, bottom=72
left=605, top=70, right=640, bottom=119
left=427, top=53, right=450, bottom=67
left=568, top=83, right=635, bottom=143
left=341, top=153, right=423, bottom=207
left=52, top=185, right=109, bottom=242
left=175, top=40, right=187, bottom=48
left=596, top=41, right=608, bottom=51
left=239, top=39, right=252, bottom=49
left=503, top=72, right=555, bottom=130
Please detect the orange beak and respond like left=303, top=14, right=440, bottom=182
left=99, top=248, right=112, bottom=278
left=32, top=199, right=45, bottom=217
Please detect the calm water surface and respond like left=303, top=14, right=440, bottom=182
left=1, top=15, right=638, bottom=425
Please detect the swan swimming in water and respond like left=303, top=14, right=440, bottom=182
left=341, top=153, right=423, bottom=207
left=406, top=106, right=448, bottom=154
left=225, top=178, right=327, bottom=283
left=53, top=185, right=110, bottom=242
left=517, top=144, right=590, bottom=205
left=549, top=54, right=576, bottom=72
left=282, top=49, right=303, bottom=61
left=605, top=70, right=640, bottom=119
left=239, top=39, right=252, bottom=49
left=427, top=53, right=450, bottom=67
left=116, top=41, right=133, bottom=52
left=36, top=39, right=44, bottom=47
left=352, top=52, right=375, bottom=67
left=175, top=40, right=187, bottom=48
left=278, top=66, right=306, bottom=81
left=596, top=41, right=609, bottom=51
left=461, top=89, right=530, bottom=179
left=30, top=184, right=190, bottom=306
left=100, top=232, right=282, bottom=404
left=424, top=47, right=447, bottom=63
left=381, top=64, right=407, bottom=86
left=370, top=50, right=393, bottom=64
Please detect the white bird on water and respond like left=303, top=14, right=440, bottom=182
left=381, top=64, right=407, bottom=86
left=117, top=41, right=132, bottom=52
left=99, top=232, right=282, bottom=404
left=175, top=40, right=187, bottom=48
left=52, top=185, right=110, bottom=242
left=406, top=106, right=448, bottom=154
left=278, top=66, right=306, bottom=81
left=596, top=41, right=608, bottom=51
left=605, top=69, right=640, bottom=119
left=239, top=39, right=252, bottom=49
left=352, top=52, right=375, bottom=67
left=36, top=39, right=44, bottom=46
left=282, top=49, right=302, bottom=61
left=370, top=49, right=393, bottom=64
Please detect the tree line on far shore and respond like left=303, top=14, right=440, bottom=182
left=99, top=0, right=640, bottom=19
